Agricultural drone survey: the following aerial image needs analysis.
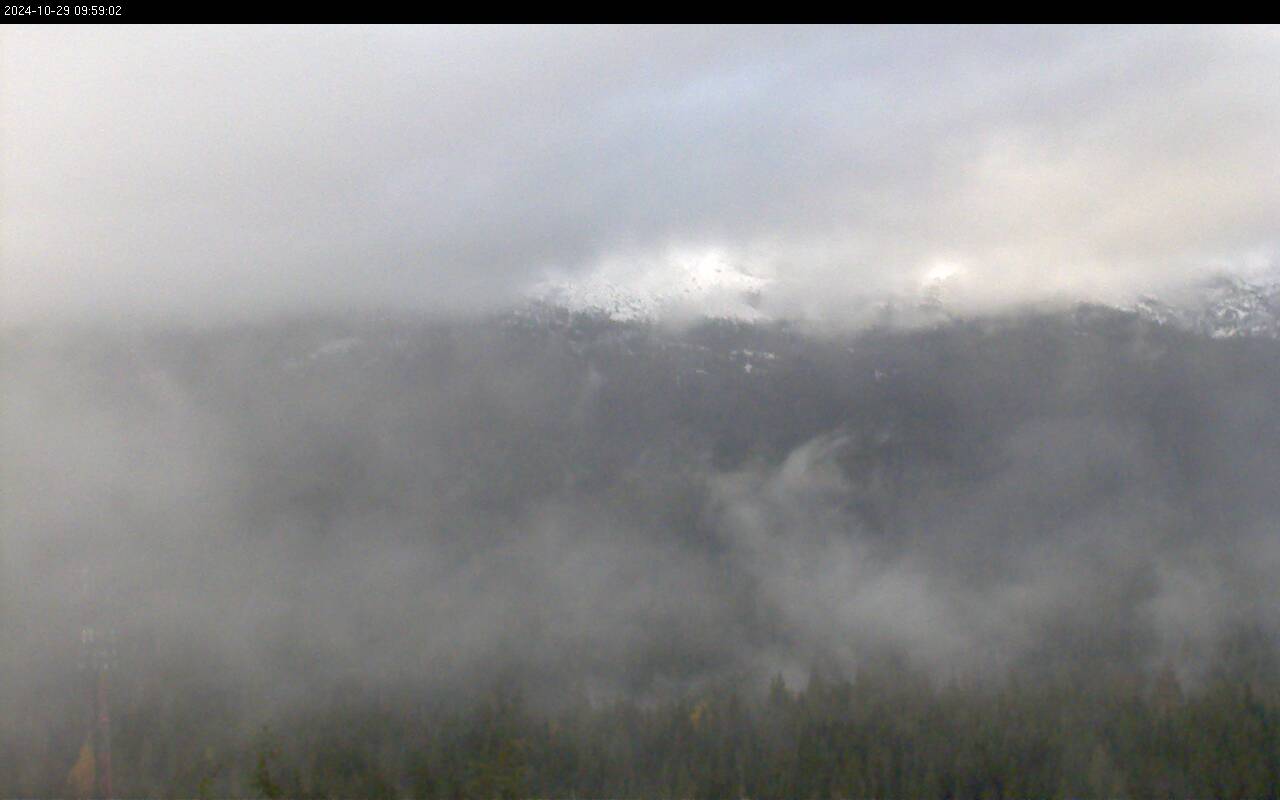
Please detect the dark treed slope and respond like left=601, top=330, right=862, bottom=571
left=5, top=303, right=1280, bottom=796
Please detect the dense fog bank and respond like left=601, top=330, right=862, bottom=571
left=5, top=306, right=1280, bottom=792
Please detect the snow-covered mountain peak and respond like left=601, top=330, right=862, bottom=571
left=529, top=250, right=773, bottom=323
left=1133, top=271, right=1280, bottom=339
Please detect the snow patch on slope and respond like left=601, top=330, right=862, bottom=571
left=1133, top=272, right=1280, bottom=339
left=530, top=248, right=773, bottom=323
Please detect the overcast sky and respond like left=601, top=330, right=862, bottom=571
left=3, top=25, right=1279, bottom=323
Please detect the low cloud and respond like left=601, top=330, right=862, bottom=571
left=4, top=26, right=1279, bottom=323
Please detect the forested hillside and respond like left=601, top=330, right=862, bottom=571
left=5, top=305, right=1280, bottom=796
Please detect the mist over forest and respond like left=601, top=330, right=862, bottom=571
left=6, top=303, right=1280, bottom=795
left=7, top=22, right=1280, bottom=800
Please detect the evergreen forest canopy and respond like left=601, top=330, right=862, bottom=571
left=5, top=304, right=1280, bottom=797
